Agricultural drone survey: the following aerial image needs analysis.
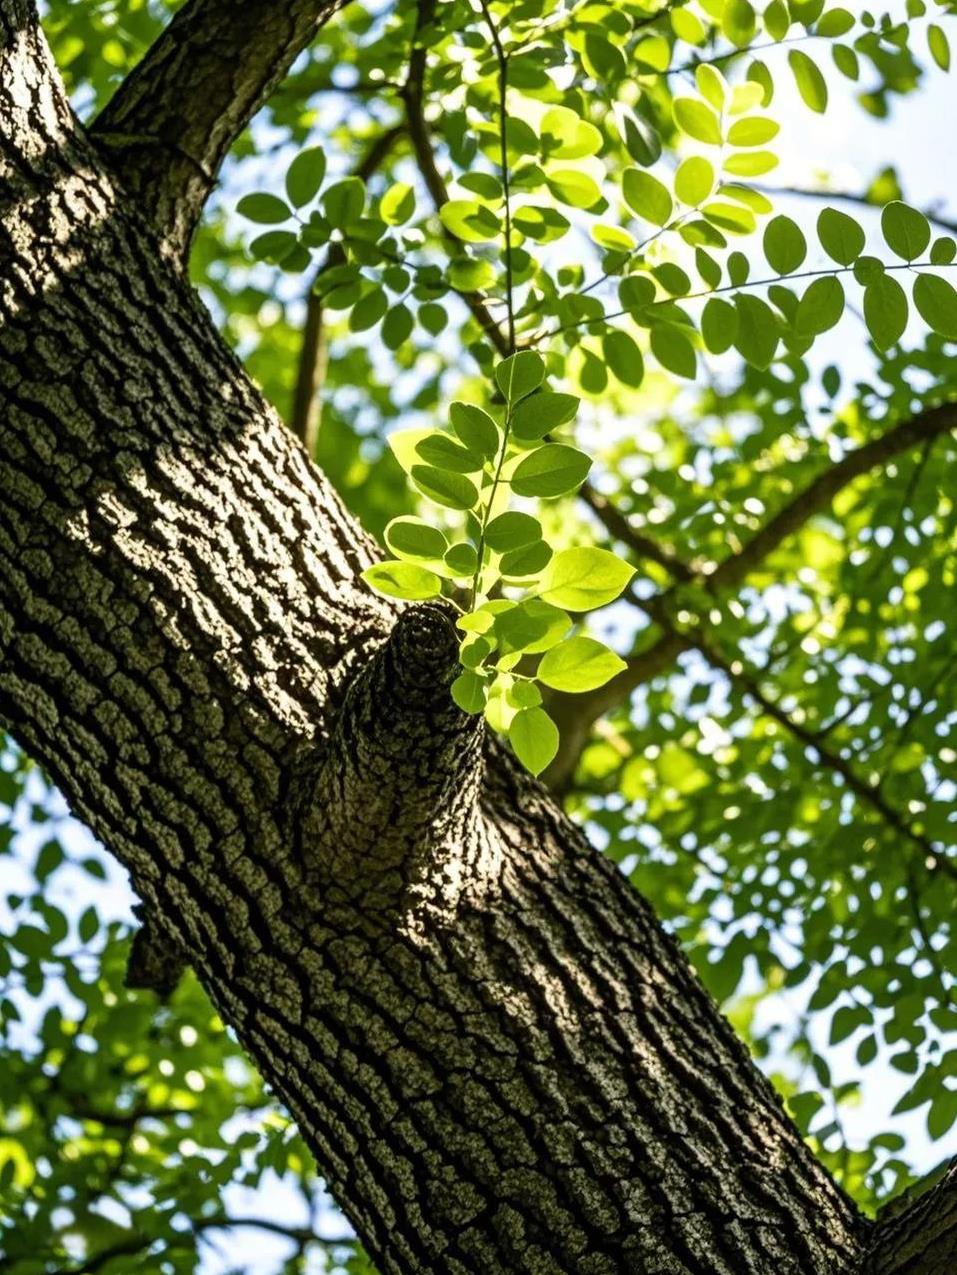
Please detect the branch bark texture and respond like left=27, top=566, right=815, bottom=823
left=89, top=0, right=345, bottom=260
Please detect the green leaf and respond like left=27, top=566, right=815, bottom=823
left=35, top=840, right=63, bottom=882
left=419, top=302, right=448, bottom=335
left=634, top=35, right=671, bottom=72
left=409, top=465, right=479, bottom=510
left=816, top=7, right=854, bottom=35
left=385, top=517, right=449, bottom=560
left=796, top=276, right=845, bottom=335
left=250, top=230, right=299, bottom=263
left=445, top=542, right=478, bottom=577
left=382, top=304, right=414, bottom=350
left=449, top=402, right=499, bottom=457
left=603, top=330, right=645, bottom=388
left=881, top=201, right=931, bottom=262
left=592, top=223, right=636, bottom=252
left=500, top=541, right=552, bottom=578
left=361, top=561, right=442, bottom=601
left=10, top=924, right=51, bottom=958
left=494, top=600, right=570, bottom=655
left=380, top=182, right=416, bottom=226
left=817, top=207, right=865, bottom=265
left=723, top=151, right=777, bottom=177
left=508, top=707, right=559, bottom=776
left=789, top=49, right=828, bottom=112
left=538, top=636, right=626, bottom=693
left=913, top=274, right=957, bottom=338
left=78, top=905, right=98, bottom=944
left=511, top=444, right=592, bottom=498
left=540, top=106, right=603, bottom=159
left=673, top=98, right=723, bottom=144
left=511, top=392, right=579, bottom=441
left=723, top=0, right=757, bottom=46
left=701, top=297, right=738, bottom=354
left=674, top=157, right=714, bottom=206
left=650, top=325, right=696, bottom=379
left=237, top=193, right=291, bottom=224
left=415, top=434, right=483, bottom=473
left=285, top=147, right=327, bottom=208
left=733, top=295, right=778, bottom=369
left=702, top=200, right=756, bottom=235
left=928, top=1089, right=957, bottom=1141
left=546, top=169, right=602, bottom=209
left=727, top=116, right=779, bottom=147
left=513, top=205, right=572, bottom=244
left=322, top=178, right=365, bottom=228
left=439, top=199, right=501, bottom=242
left=695, top=64, right=727, bottom=111
left=495, top=351, right=545, bottom=403
left=584, top=30, right=627, bottom=78
left=449, top=257, right=496, bottom=290
left=931, top=237, right=957, bottom=266
left=748, top=59, right=774, bottom=105
left=452, top=670, right=487, bottom=714
left=349, top=287, right=388, bottom=332
left=486, top=512, right=542, bottom=552
left=622, top=169, right=673, bottom=226
left=763, top=215, right=807, bottom=274
left=863, top=274, right=908, bottom=350
left=613, top=103, right=662, bottom=166
left=539, top=547, right=636, bottom=611
left=929, top=23, right=950, bottom=71
left=832, top=42, right=859, bottom=79
left=764, top=0, right=790, bottom=37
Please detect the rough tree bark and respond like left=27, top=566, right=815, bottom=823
left=0, top=3, right=952, bottom=1272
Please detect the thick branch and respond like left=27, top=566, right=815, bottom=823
left=864, top=1157, right=957, bottom=1274
left=703, top=403, right=957, bottom=595
left=545, top=403, right=957, bottom=789
left=90, top=0, right=345, bottom=261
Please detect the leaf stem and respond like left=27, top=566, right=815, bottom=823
left=537, top=257, right=957, bottom=342
left=470, top=403, right=513, bottom=607
left=478, top=0, right=515, bottom=354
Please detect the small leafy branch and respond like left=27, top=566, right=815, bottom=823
left=234, top=0, right=957, bottom=774
left=362, top=349, right=635, bottom=777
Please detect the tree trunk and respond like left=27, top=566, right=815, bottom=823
left=0, top=7, right=950, bottom=1272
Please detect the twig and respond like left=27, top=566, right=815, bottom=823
left=291, top=126, right=403, bottom=453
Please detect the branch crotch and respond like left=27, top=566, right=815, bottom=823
left=297, top=604, right=487, bottom=925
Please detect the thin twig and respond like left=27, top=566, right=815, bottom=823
left=290, top=126, right=404, bottom=453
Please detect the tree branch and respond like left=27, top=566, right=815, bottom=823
left=90, top=0, right=346, bottom=262
left=756, top=183, right=957, bottom=238
left=864, top=1157, right=957, bottom=1274
left=694, top=635, right=957, bottom=883
left=399, top=0, right=511, bottom=355
left=291, top=126, right=403, bottom=453
left=545, top=402, right=957, bottom=789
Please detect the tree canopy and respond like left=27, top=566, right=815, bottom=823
left=3, top=0, right=957, bottom=1270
